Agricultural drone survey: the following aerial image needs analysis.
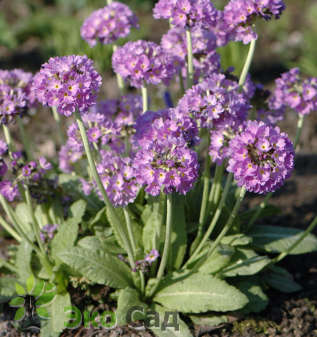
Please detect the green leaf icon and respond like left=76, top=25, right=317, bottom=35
left=26, top=274, right=35, bottom=294
left=32, top=279, right=45, bottom=297
left=36, top=292, right=56, bottom=307
left=15, top=282, right=26, bottom=296
left=36, top=307, right=50, bottom=319
left=14, top=307, right=25, bottom=321
left=9, top=296, right=25, bottom=307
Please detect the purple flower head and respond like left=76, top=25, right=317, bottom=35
left=133, top=117, right=199, bottom=196
left=0, top=180, right=19, bottom=202
left=176, top=72, right=250, bottom=130
left=0, top=159, right=7, bottom=176
left=81, top=2, right=139, bottom=47
left=153, top=0, right=217, bottom=29
left=224, top=0, right=286, bottom=44
left=269, top=68, right=317, bottom=116
left=96, top=150, right=139, bottom=207
left=39, top=156, right=52, bottom=171
left=0, top=69, right=34, bottom=124
left=0, top=139, right=8, bottom=156
left=227, top=120, right=294, bottom=194
left=40, top=223, right=59, bottom=242
left=112, top=40, right=177, bottom=88
left=32, top=55, right=102, bottom=117
left=145, top=249, right=160, bottom=264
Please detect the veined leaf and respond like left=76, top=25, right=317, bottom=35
left=250, top=225, right=317, bottom=254
left=58, top=247, right=133, bottom=288
left=16, top=241, right=32, bottom=280
left=78, top=235, right=124, bottom=255
left=189, top=314, right=228, bottom=327
left=154, top=273, right=248, bottom=313
left=221, top=234, right=252, bottom=246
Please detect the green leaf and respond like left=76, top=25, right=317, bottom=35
left=86, top=206, right=106, bottom=229
left=32, top=279, right=45, bottom=297
left=51, top=199, right=86, bottom=260
left=14, top=307, right=25, bottom=321
left=50, top=292, right=71, bottom=333
left=106, top=206, right=129, bottom=250
left=36, top=306, right=50, bottom=319
left=78, top=236, right=124, bottom=255
left=236, top=280, right=268, bottom=314
left=142, top=195, right=165, bottom=252
left=150, top=304, right=193, bottom=337
left=9, top=296, right=25, bottom=307
left=36, top=291, right=57, bottom=307
left=26, top=274, right=35, bottom=294
left=198, top=244, right=235, bottom=274
left=0, top=277, right=17, bottom=302
left=220, top=248, right=271, bottom=277
left=168, top=194, right=187, bottom=270
left=221, top=234, right=252, bottom=246
left=15, top=282, right=26, bottom=296
left=14, top=202, right=33, bottom=235
left=58, top=247, right=133, bottom=288
left=263, top=266, right=302, bottom=293
left=116, top=288, right=147, bottom=326
left=250, top=225, right=317, bottom=254
left=189, top=314, right=228, bottom=327
left=15, top=240, right=33, bottom=280
left=154, top=273, right=248, bottom=313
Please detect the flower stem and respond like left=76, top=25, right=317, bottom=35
left=186, top=27, right=194, bottom=89
left=2, top=124, right=15, bottom=158
left=246, top=113, right=304, bottom=230
left=208, top=163, right=225, bottom=211
left=74, top=111, right=136, bottom=270
left=186, top=173, right=233, bottom=267
left=273, top=216, right=317, bottom=264
left=0, top=214, right=21, bottom=242
left=123, top=207, right=137, bottom=256
left=52, top=107, right=65, bottom=145
left=141, top=85, right=148, bottom=113
left=149, top=193, right=173, bottom=297
left=179, top=71, right=185, bottom=96
left=17, top=118, right=33, bottom=160
left=207, top=187, right=246, bottom=258
left=112, top=45, right=125, bottom=95
left=239, top=38, right=256, bottom=86
left=0, top=258, right=18, bottom=273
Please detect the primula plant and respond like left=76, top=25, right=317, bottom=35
left=1, top=0, right=317, bottom=336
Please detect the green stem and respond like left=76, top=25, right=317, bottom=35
left=186, top=173, right=233, bottom=267
left=178, top=71, right=185, bottom=96
left=2, top=124, right=15, bottom=158
left=17, top=118, right=33, bottom=160
left=52, top=107, right=65, bottom=145
left=141, top=85, right=148, bottom=113
left=123, top=207, right=137, bottom=256
left=209, top=163, right=225, bottom=211
left=186, top=27, right=194, bottom=89
left=149, top=194, right=173, bottom=297
left=112, top=45, right=125, bottom=95
left=294, top=114, right=304, bottom=151
left=207, top=187, right=246, bottom=258
left=0, top=214, right=21, bottom=242
left=239, top=38, right=256, bottom=86
left=74, top=111, right=135, bottom=270
left=272, top=216, right=317, bottom=265
left=0, top=259, right=18, bottom=273
left=106, top=0, right=112, bottom=4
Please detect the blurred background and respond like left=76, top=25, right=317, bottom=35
left=0, top=0, right=316, bottom=79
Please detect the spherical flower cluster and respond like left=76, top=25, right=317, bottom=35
left=153, top=0, right=217, bottom=29
left=40, top=224, right=59, bottom=242
left=269, top=68, right=317, bottom=116
left=96, top=150, right=139, bottom=207
left=112, top=40, right=177, bottom=88
left=81, top=2, right=139, bottom=47
left=32, top=55, right=102, bottom=116
left=133, top=117, right=199, bottom=196
left=161, top=27, right=220, bottom=83
left=0, top=69, right=34, bottom=124
left=224, top=0, right=286, bottom=44
left=227, top=120, right=294, bottom=194
left=177, top=73, right=250, bottom=130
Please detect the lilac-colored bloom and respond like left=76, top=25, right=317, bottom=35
left=145, top=249, right=160, bottom=264
left=223, top=0, right=286, bottom=44
left=133, top=117, right=199, bottom=196
left=81, top=2, right=139, bottom=47
left=32, top=55, right=102, bottom=117
left=153, top=0, right=217, bottom=29
left=40, top=224, right=59, bottom=242
left=269, top=68, right=317, bottom=116
left=39, top=157, right=52, bottom=171
left=0, top=69, right=34, bottom=124
left=80, top=178, right=93, bottom=196
left=112, top=40, right=177, bottom=88
left=0, top=159, right=7, bottom=176
left=0, top=181, right=19, bottom=202
left=227, top=120, right=294, bottom=194
left=0, top=140, right=8, bottom=156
